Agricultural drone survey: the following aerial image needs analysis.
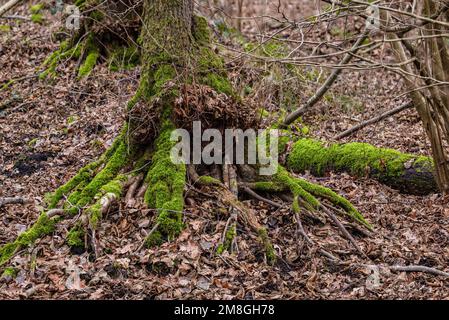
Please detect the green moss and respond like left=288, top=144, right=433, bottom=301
left=252, top=181, right=285, bottom=192
left=73, top=141, right=131, bottom=212
left=30, top=3, right=44, bottom=14
left=0, top=25, right=11, bottom=32
left=28, top=138, right=38, bottom=147
left=67, top=225, right=85, bottom=248
left=296, top=177, right=371, bottom=229
left=192, top=16, right=211, bottom=45
left=145, top=230, right=164, bottom=247
left=216, top=224, right=236, bottom=254
left=274, top=166, right=320, bottom=209
left=197, top=175, right=221, bottom=186
left=287, top=138, right=435, bottom=182
left=258, top=228, right=276, bottom=265
left=203, top=73, right=233, bottom=96
left=78, top=50, right=99, bottom=78
left=30, top=4, right=44, bottom=24
left=45, top=160, right=100, bottom=209
left=39, top=40, right=82, bottom=80
left=88, top=174, right=127, bottom=229
left=0, top=213, right=56, bottom=266
left=31, top=13, right=44, bottom=24
left=144, top=121, right=186, bottom=245
left=1, top=267, right=17, bottom=279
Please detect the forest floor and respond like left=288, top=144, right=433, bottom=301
left=0, top=1, right=448, bottom=299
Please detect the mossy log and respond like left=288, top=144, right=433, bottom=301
left=286, top=139, right=438, bottom=195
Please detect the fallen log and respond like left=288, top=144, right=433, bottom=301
left=286, top=139, right=437, bottom=195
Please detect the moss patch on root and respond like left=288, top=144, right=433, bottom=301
left=78, top=35, right=100, bottom=78
left=258, top=228, right=276, bottom=265
left=0, top=213, right=56, bottom=266
left=67, top=225, right=85, bottom=248
left=1, top=267, right=17, bottom=279
left=252, top=165, right=371, bottom=229
left=216, top=224, right=236, bottom=255
left=287, top=138, right=437, bottom=195
left=144, top=121, right=186, bottom=246
left=66, top=140, right=131, bottom=215
left=88, top=174, right=128, bottom=229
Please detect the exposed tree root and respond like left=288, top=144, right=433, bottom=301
left=287, top=138, right=437, bottom=195
left=0, top=2, right=372, bottom=272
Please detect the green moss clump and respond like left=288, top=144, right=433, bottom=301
left=67, top=225, right=85, bottom=248
left=252, top=181, right=285, bottom=192
left=197, top=175, right=221, bottom=186
left=30, top=4, right=45, bottom=24
left=31, top=13, right=44, bottom=24
left=203, top=73, right=233, bottom=96
left=274, top=166, right=320, bottom=210
left=192, top=16, right=211, bottom=45
left=88, top=174, right=127, bottom=229
left=45, top=160, right=100, bottom=209
left=258, top=228, right=276, bottom=265
left=30, top=3, right=44, bottom=14
left=191, top=16, right=235, bottom=97
left=72, top=141, right=131, bottom=214
left=216, top=224, right=236, bottom=255
left=0, top=25, right=11, bottom=32
left=78, top=51, right=99, bottom=78
left=295, top=177, right=371, bottom=229
left=0, top=213, right=56, bottom=266
left=39, top=40, right=83, bottom=80
left=1, top=267, right=17, bottom=279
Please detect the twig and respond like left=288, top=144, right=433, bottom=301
left=282, top=31, right=369, bottom=126
left=241, top=186, right=283, bottom=208
left=321, top=204, right=366, bottom=257
left=46, top=209, right=65, bottom=218
left=137, top=222, right=160, bottom=251
left=0, top=15, right=30, bottom=20
left=390, top=265, right=449, bottom=278
left=0, top=197, right=30, bottom=208
left=295, top=213, right=339, bottom=261
left=334, top=101, right=413, bottom=140
left=0, top=0, right=22, bottom=18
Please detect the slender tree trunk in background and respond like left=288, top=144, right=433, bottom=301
left=384, top=2, right=449, bottom=193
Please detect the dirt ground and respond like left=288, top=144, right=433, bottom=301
left=0, top=1, right=448, bottom=299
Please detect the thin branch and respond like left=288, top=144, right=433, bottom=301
left=321, top=204, right=366, bottom=257
left=282, top=31, right=369, bottom=126
left=0, top=0, right=22, bottom=18
left=390, top=265, right=449, bottom=278
left=0, top=197, right=30, bottom=208
left=334, top=101, right=413, bottom=140
left=241, top=186, right=283, bottom=208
